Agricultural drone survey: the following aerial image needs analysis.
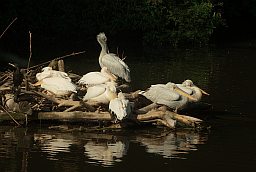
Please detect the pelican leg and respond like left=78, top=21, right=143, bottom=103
left=174, top=107, right=178, bottom=113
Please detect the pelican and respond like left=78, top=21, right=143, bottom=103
left=36, top=66, right=71, bottom=81
left=177, top=80, right=209, bottom=102
left=140, top=82, right=197, bottom=112
left=109, top=92, right=133, bottom=121
left=34, top=77, right=77, bottom=96
left=83, top=81, right=117, bottom=105
left=78, top=67, right=117, bottom=87
left=97, top=32, right=131, bottom=82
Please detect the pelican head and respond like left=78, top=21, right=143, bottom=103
left=41, top=66, right=52, bottom=72
left=182, top=80, right=209, bottom=95
left=105, top=81, right=117, bottom=93
left=182, top=80, right=194, bottom=87
left=97, top=32, right=107, bottom=45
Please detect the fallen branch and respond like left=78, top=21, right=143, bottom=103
left=0, top=17, right=17, bottom=39
left=28, top=51, right=86, bottom=70
left=0, top=105, right=21, bottom=126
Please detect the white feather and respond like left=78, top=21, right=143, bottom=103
left=141, top=82, right=189, bottom=110
left=78, top=67, right=116, bottom=86
left=40, top=77, right=77, bottom=96
left=36, top=67, right=71, bottom=81
left=109, top=92, right=132, bottom=121
left=83, top=82, right=117, bottom=104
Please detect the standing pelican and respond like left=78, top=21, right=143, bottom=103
left=97, top=32, right=131, bottom=82
left=109, top=92, right=133, bottom=121
left=83, top=81, right=117, bottom=105
left=140, top=82, right=197, bottom=112
left=177, top=80, right=209, bottom=102
left=36, top=66, right=71, bottom=81
left=78, top=67, right=117, bottom=87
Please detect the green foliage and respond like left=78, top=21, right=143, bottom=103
left=142, top=0, right=224, bottom=46
left=0, top=0, right=223, bottom=46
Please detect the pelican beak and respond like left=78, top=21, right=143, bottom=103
left=174, top=86, right=197, bottom=101
left=32, top=80, right=43, bottom=86
left=105, top=69, right=117, bottom=81
left=199, top=88, right=210, bottom=95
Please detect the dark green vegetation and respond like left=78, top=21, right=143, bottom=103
left=1, top=0, right=256, bottom=47
left=1, top=0, right=224, bottom=47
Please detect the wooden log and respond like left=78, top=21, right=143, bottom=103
left=38, top=111, right=112, bottom=121
left=0, top=112, right=26, bottom=120
left=0, top=108, right=203, bottom=129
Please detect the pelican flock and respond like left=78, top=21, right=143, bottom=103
left=29, top=32, right=209, bottom=122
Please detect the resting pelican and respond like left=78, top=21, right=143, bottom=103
left=140, top=82, right=197, bottom=112
left=78, top=67, right=117, bottom=87
left=36, top=66, right=71, bottom=81
left=97, top=32, right=131, bottom=82
left=83, top=81, right=117, bottom=104
left=109, top=92, right=133, bottom=121
left=177, top=80, right=209, bottom=102
left=34, top=77, right=77, bottom=96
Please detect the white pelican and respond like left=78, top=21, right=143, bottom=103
left=109, top=92, right=133, bottom=121
left=140, top=82, right=197, bottom=112
left=36, top=66, right=71, bottom=81
left=97, top=32, right=131, bottom=82
left=78, top=67, right=117, bottom=87
left=83, top=81, right=117, bottom=104
left=34, top=77, right=77, bottom=96
left=177, top=80, right=209, bottom=102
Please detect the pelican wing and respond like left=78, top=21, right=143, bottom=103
left=41, top=77, right=77, bottom=95
left=143, top=86, right=180, bottom=104
left=83, top=85, right=106, bottom=101
left=36, top=68, right=71, bottom=81
left=78, top=72, right=110, bottom=86
left=109, top=97, right=130, bottom=120
left=109, top=98, right=124, bottom=119
left=101, top=54, right=131, bottom=82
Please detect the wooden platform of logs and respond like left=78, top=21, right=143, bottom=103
left=0, top=58, right=211, bottom=130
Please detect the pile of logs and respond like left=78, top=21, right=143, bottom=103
left=0, top=59, right=210, bottom=130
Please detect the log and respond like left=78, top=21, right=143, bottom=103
left=38, top=111, right=112, bottom=121
left=37, top=108, right=202, bottom=128
left=0, top=108, right=203, bottom=129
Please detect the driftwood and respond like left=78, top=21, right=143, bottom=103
left=0, top=106, right=203, bottom=129
left=0, top=57, right=209, bottom=130
left=0, top=85, right=206, bottom=129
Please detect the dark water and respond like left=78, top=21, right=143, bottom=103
left=1, top=45, right=256, bottom=171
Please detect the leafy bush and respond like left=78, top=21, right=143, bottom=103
left=0, top=0, right=223, bottom=46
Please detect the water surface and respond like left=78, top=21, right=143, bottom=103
left=1, top=45, right=256, bottom=171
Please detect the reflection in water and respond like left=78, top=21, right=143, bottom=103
left=84, top=139, right=129, bottom=166
left=34, top=133, right=75, bottom=160
left=135, top=130, right=208, bottom=159
left=0, top=126, right=209, bottom=170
